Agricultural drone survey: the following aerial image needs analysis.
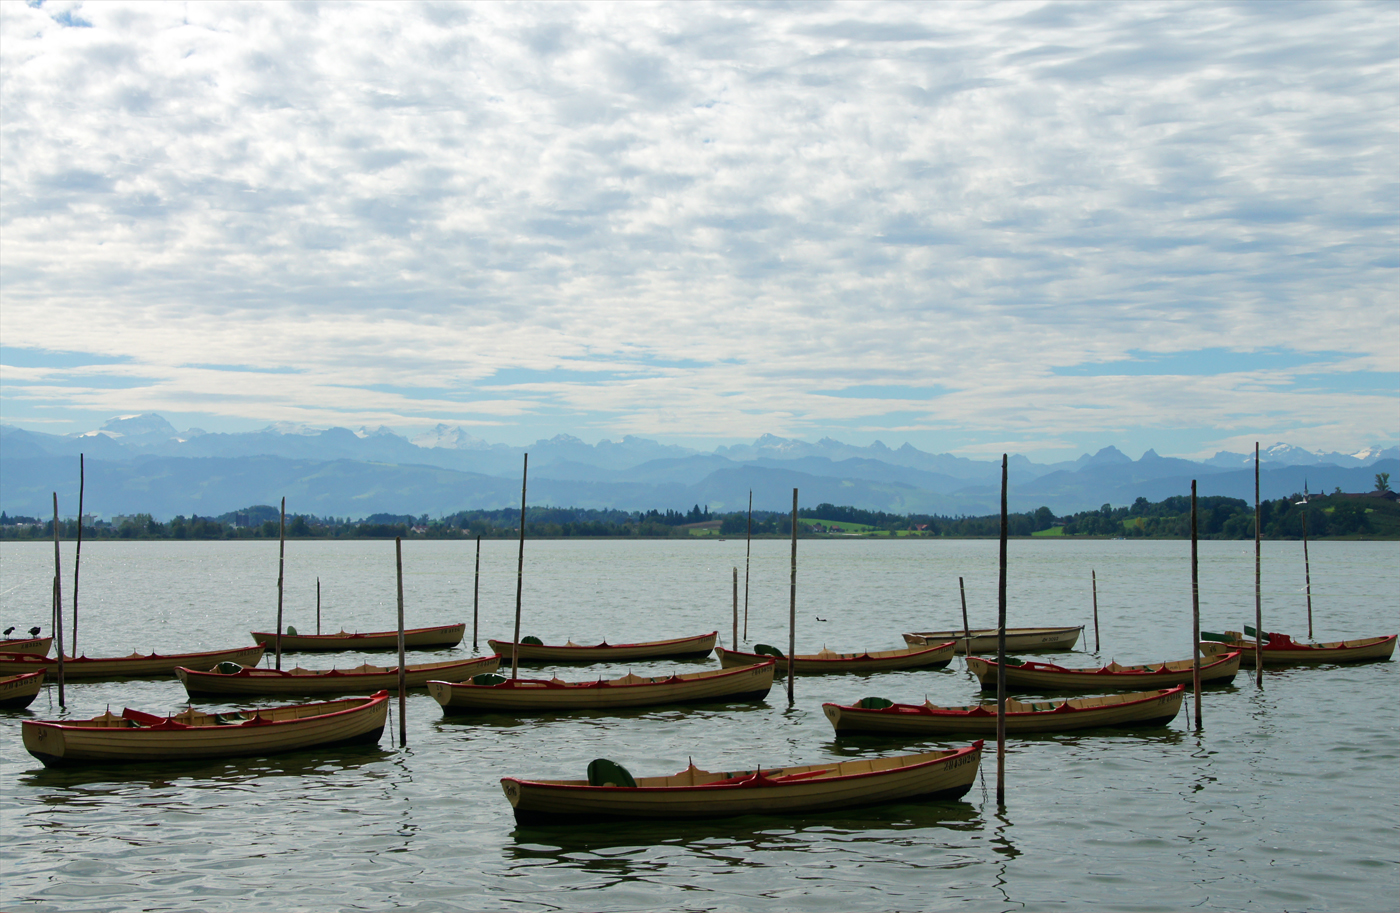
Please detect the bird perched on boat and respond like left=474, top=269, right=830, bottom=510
left=3, top=627, right=14, bottom=637
left=29, top=626, right=41, bottom=637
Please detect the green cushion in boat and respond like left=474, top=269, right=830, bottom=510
left=1200, top=631, right=1232, bottom=643
left=521, top=635, right=543, bottom=645
left=286, top=625, right=297, bottom=635
left=216, top=662, right=243, bottom=675
left=472, top=673, right=508, bottom=686
left=587, top=758, right=637, bottom=788
left=754, top=643, right=785, bottom=659
left=857, top=697, right=893, bottom=710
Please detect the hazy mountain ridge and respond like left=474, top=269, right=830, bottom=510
left=1, top=416, right=1395, bottom=520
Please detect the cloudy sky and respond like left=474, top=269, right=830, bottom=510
left=2, top=0, right=1396, bottom=460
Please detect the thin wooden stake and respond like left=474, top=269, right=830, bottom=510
left=1260, top=439, right=1271, bottom=683
left=473, top=535, right=482, bottom=653
left=1091, top=569, right=1100, bottom=653
left=51, top=492, right=65, bottom=707
left=316, top=577, right=321, bottom=636
left=396, top=537, right=407, bottom=748
left=743, top=490, right=752, bottom=641
left=1191, top=480, right=1202, bottom=731
left=512, top=454, right=528, bottom=679
left=275, top=497, right=286, bottom=671
left=72, top=454, right=84, bottom=656
left=732, top=566, right=738, bottom=649
left=996, top=455, right=1007, bottom=807
left=1301, top=501, right=1313, bottom=641
left=787, top=487, right=797, bottom=705
left=959, top=576, right=971, bottom=658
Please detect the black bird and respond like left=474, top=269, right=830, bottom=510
left=29, top=626, right=42, bottom=637
left=3, top=627, right=13, bottom=637
left=814, top=615, right=827, bottom=622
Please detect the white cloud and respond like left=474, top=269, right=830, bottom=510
left=1, top=0, right=1395, bottom=458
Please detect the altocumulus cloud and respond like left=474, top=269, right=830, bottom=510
left=1, top=0, right=1395, bottom=458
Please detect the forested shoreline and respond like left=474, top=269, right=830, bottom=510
left=3, top=489, right=1395, bottom=541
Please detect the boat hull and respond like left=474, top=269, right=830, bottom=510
left=22, top=693, right=388, bottom=767
left=966, top=652, right=1242, bottom=691
left=716, top=642, right=956, bottom=674
left=903, top=626, right=1083, bottom=653
left=177, top=655, right=501, bottom=696
left=0, top=671, right=45, bottom=709
left=430, top=661, right=774, bottom=712
left=1200, top=633, right=1396, bottom=666
left=250, top=623, right=465, bottom=652
left=0, top=637, right=53, bottom=657
left=489, top=631, right=717, bottom=664
left=0, top=644, right=267, bottom=681
left=502, top=743, right=983, bottom=825
left=823, top=687, right=1184, bottom=735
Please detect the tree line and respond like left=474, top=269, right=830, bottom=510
left=2, top=489, right=1393, bottom=540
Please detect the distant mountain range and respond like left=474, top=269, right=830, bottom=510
left=1, top=414, right=1395, bottom=521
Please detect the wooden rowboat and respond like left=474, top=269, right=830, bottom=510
left=0, top=644, right=267, bottom=681
left=429, top=660, right=775, bottom=713
left=177, top=655, right=502, bottom=697
left=903, top=625, right=1083, bottom=653
left=1201, top=630, right=1397, bottom=666
left=0, top=636, right=53, bottom=657
left=249, top=622, right=465, bottom=652
left=965, top=651, right=1242, bottom=691
left=501, top=742, right=984, bottom=825
left=489, top=631, right=717, bottom=665
left=22, top=692, right=389, bottom=767
left=715, top=642, right=956, bottom=674
left=822, top=686, right=1185, bottom=735
left=0, top=671, right=45, bottom=710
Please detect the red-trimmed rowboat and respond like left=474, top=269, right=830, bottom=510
left=489, top=631, right=716, bottom=665
left=965, top=651, right=1241, bottom=691
left=1200, top=630, right=1395, bottom=666
left=501, top=742, right=984, bottom=824
left=22, top=692, right=389, bottom=767
left=823, top=686, right=1185, bottom=735
left=0, top=644, right=266, bottom=680
left=249, top=623, right=465, bottom=652
left=0, top=671, right=45, bottom=709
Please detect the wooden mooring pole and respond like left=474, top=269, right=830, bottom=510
left=51, top=492, right=65, bottom=707
left=732, top=567, right=738, bottom=649
left=396, top=536, right=407, bottom=747
left=996, top=455, right=1007, bottom=807
left=1260, top=442, right=1271, bottom=683
left=787, top=487, right=797, bottom=705
left=1191, top=480, right=1202, bottom=731
left=959, top=576, right=971, bottom=658
left=316, top=577, right=321, bottom=636
left=275, top=497, right=285, bottom=671
left=1300, top=492, right=1313, bottom=640
left=473, top=535, right=482, bottom=653
left=72, top=454, right=84, bottom=657
left=743, top=490, right=752, bottom=641
left=512, top=455, right=528, bottom=679
left=1091, top=569, right=1100, bottom=653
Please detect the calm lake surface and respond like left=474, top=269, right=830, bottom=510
left=1, top=537, right=1396, bottom=912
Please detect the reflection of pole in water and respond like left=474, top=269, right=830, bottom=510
left=989, top=806, right=1021, bottom=905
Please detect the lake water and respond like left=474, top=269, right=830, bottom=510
left=1, top=537, right=1396, bottom=912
